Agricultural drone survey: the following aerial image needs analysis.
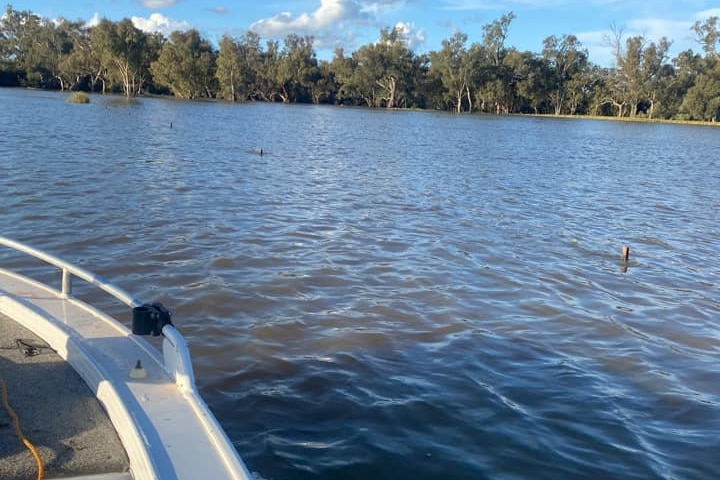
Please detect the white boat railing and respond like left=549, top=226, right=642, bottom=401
left=0, top=235, right=195, bottom=392
left=0, top=235, right=143, bottom=307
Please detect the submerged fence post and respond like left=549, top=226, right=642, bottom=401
left=620, top=246, right=630, bottom=273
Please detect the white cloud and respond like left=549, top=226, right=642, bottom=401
left=626, top=18, right=693, bottom=43
left=248, top=0, right=419, bottom=54
left=249, top=0, right=368, bottom=37
left=575, top=29, right=615, bottom=66
left=361, top=0, right=409, bottom=15
left=141, top=0, right=179, bottom=8
left=577, top=15, right=698, bottom=68
left=695, top=8, right=720, bottom=20
left=441, top=0, right=573, bottom=10
left=441, top=0, right=495, bottom=11
left=86, top=12, right=101, bottom=28
left=440, top=0, right=626, bottom=10
left=131, top=13, right=192, bottom=35
left=393, top=21, right=426, bottom=49
left=209, top=6, right=228, bottom=15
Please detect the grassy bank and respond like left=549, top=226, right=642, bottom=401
left=528, top=113, right=719, bottom=127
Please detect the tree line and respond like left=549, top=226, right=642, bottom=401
left=2, top=4, right=720, bottom=121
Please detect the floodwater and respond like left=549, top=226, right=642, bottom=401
left=1, top=88, right=719, bottom=480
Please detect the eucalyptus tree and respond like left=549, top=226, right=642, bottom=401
left=408, top=53, right=432, bottom=109
left=565, top=64, right=601, bottom=115
left=57, top=20, right=95, bottom=90
left=215, top=31, right=264, bottom=101
left=312, top=59, right=338, bottom=104
left=329, top=47, right=361, bottom=105
left=0, top=6, right=8, bottom=61
left=640, top=38, right=672, bottom=118
left=680, top=57, right=720, bottom=120
left=542, top=34, right=588, bottom=115
left=152, top=29, right=215, bottom=99
left=91, top=18, right=152, bottom=96
left=418, top=56, right=446, bottom=110
left=663, top=50, right=702, bottom=118
left=429, top=31, right=473, bottom=112
left=0, top=5, right=70, bottom=87
left=20, top=15, right=76, bottom=89
left=351, top=27, right=416, bottom=108
left=337, top=48, right=373, bottom=106
left=471, top=12, right=516, bottom=114
left=500, top=48, right=534, bottom=113
left=483, top=12, right=515, bottom=67
left=56, top=16, right=117, bottom=93
left=216, top=35, right=243, bottom=101
left=215, top=32, right=263, bottom=102
left=513, top=53, right=551, bottom=114
left=0, top=6, right=38, bottom=81
left=254, top=39, right=280, bottom=101
left=603, top=28, right=672, bottom=117
left=617, top=36, right=644, bottom=116
left=378, top=27, right=417, bottom=108
left=692, top=16, right=720, bottom=59
left=469, top=43, right=516, bottom=114
left=271, top=34, right=319, bottom=103
left=682, top=16, right=720, bottom=120
left=44, top=18, right=82, bottom=90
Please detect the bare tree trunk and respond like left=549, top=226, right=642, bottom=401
left=376, top=77, right=396, bottom=109
left=617, top=102, right=624, bottom=117
left=648, top=94, right=655, bottom=119
left=630, top=100, right=638, bottom=117
left=466, top=84, right=472, bottom=113
left=279, top=86, right=290, bottom=103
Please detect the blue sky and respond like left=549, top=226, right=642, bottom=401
left=8, top=0, right=720, bottom=66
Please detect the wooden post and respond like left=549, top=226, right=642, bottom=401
left=621, top=246, right=630, bottom=263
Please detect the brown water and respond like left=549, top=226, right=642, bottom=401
left=1, top=88, right=719, bottom=480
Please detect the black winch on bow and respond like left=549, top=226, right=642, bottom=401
left=131, top=302, right=173, bottom=336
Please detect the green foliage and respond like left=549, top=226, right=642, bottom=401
left=215, top=35, right=244, bottom=102
left=91, top=18, right=154, bottom=97
left=429, top=32, right=472, bottom=112
left=542, top=34, right=588, bottom=114
left=347, top=27, right=417, bottom=108
left=680, top=60, right=720, bottom=120
left=151, top=29, right=215, bottom=99
left=66, top=91, right=89, bottom=103
left=2, top=3, right=720, bottom=121
left=692, top=17, right=720, bottom=59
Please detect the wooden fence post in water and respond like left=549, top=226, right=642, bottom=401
left=620, top=246, right=630, bottom=272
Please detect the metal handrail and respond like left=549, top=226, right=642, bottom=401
left=0, top=235, right=197, bottom=392
left=0, top=235, right=143, bottom=307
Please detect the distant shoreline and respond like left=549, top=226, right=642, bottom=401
left=3, top=85, right=719, bottom=128
left=525, top=113, right=720, bottom=127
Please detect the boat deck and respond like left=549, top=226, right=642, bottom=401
left=0, top=312, right=130, bottom=480
left=0, top=236, right=251, bottom=480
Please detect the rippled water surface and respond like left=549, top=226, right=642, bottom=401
left=1, top=88, right=719, bottom=479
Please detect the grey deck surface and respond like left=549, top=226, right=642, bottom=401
left=0, top=312, right=130, bottom=479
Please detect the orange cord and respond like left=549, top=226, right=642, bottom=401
left=0, top=376, right=44, bottom=480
